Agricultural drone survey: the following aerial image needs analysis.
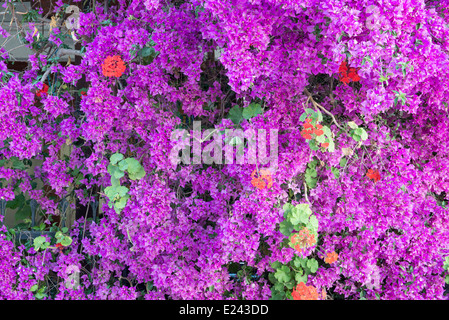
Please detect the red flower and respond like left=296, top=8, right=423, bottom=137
left=348, top=67, right=361, bottom=81
left=338, top=61, right=348, bottom=74
left=315, top=124, right=323, bottom=129
left=366, top=169, right=381, bottom=182
left=36, top=83, right=49, bottom=97
left=101, top=55, right=126, bottom=77
left=321, top=142, right=329, bottom=148
left=303, top=123, right=313, bottom=129
left=301, top=132, right=312, bottom=140
left=305, top=118, right=312, bottom=123
left=314, top=128, right=324, bottom=136
left=338, top=61, right=361, bottom=85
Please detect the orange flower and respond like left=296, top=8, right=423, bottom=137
left=305, top=118, right=312, bottom=123
left=101, top=55, right=126, bottom=77
left=324, top=251, right=338, bottom=264
left=321, top=142, right=329, bottom=148
left=251, top=169, right=273, bottom=190
left=314, top=128, right=324, bottom=136
left=292, top=282, right=319, bottom=300
left=366, top=169, right=381, bottom=182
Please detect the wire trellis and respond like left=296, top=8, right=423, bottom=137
left=0, top=197, right=98, bottom=242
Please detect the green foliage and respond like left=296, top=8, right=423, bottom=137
left=396, top=61, right=414, bottom=77
left=347, top=121, right=368, bottom=142
left=242, top=103, right=263, bottom=120
left=105, top=153, right=146, bottom=214
left=55, top=231, right=72, bottom=247
left=362, top=55, right=373, bottom=67
left=270, top=202, right=321, bottom=300
left=228, top=105, right=243, bottom=125
left=33, top=236, right=50, bottom=251
left=299, top=108, right=323, bottom=123
left=34, top=286, right=47, bottom=299
left=305, top=159, right=318, bottom=189
left=443, top=256, right=449, bottom=284
left=393, top=90, right=407, bottom=106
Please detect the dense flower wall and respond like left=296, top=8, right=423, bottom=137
left=0, top=0, right=449, bottom=300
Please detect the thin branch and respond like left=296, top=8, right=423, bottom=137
left=303, top=88, right=345, bottom=131
left=40, top=49, right=84, bottom=84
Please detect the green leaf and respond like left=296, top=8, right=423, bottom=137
left=295, top=272, right=308, bottom=284
left=331, top=166, right=340, bottom=179
left=347, top=121, right=358, bottom=129
left=33, top=236, right=46, bottom=250
left=228, top=105, right=243, bottom=125
left=352, top=133, right=361, bottom=142
left=118, top=159, right=128, bottom=171
left=242, top=103, right=263, bottom=120
left=128, top=166, right=146, bottom=180
left=339, top=157, right=347, bottom=167
left=107, top=164, right=116, bottom=175
left=306, top=259, right=319, bottom=273
left=12, top=159, right=26, bottom=170
left=327, top=139, right=335, bottom=152
left=113, top=168, right=125, bottom=179
left=322, top=126, right=332, bottom=138
left=138, top=47, right=154, bottom=58
left=279, top=220, right=294, bottom=236
left=274, top=266, right=291, bottom=283
left=299, top=112, right=308, bottom=122
left=104, top=186, right=117, bottom=199
left=110, top=176, right=120, bottom=187
left=304, top=108, right=315, bottom=115
left=282, top=203, right=294, bottom=219
left=289, top=207, right=309, bottom=225
left=125, top=158, right=142, bottom=174
left=308, top=139, right=320, bottom=151
left=316, top=110, right=323, bottom=122
left=115, top=186, right=129, bottom=197
left=296, top=203, right=312, bottom=216
left=110, top=153, right=124, bottom=165
left=30, top=285, right=38, bottom=292
left=293, top=257, right=303, bottom=269
left=316, top=134, right=326, bottom=143
left=360, top=129, right=368, bottom=141
left=114, top=195, right=129, bottom=209
left=308, top=215, right=319, bottom=232
left=60, top=236, right=72, bottom=247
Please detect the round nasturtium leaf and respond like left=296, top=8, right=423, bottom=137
left=110, top=153, right=124, bottom=165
